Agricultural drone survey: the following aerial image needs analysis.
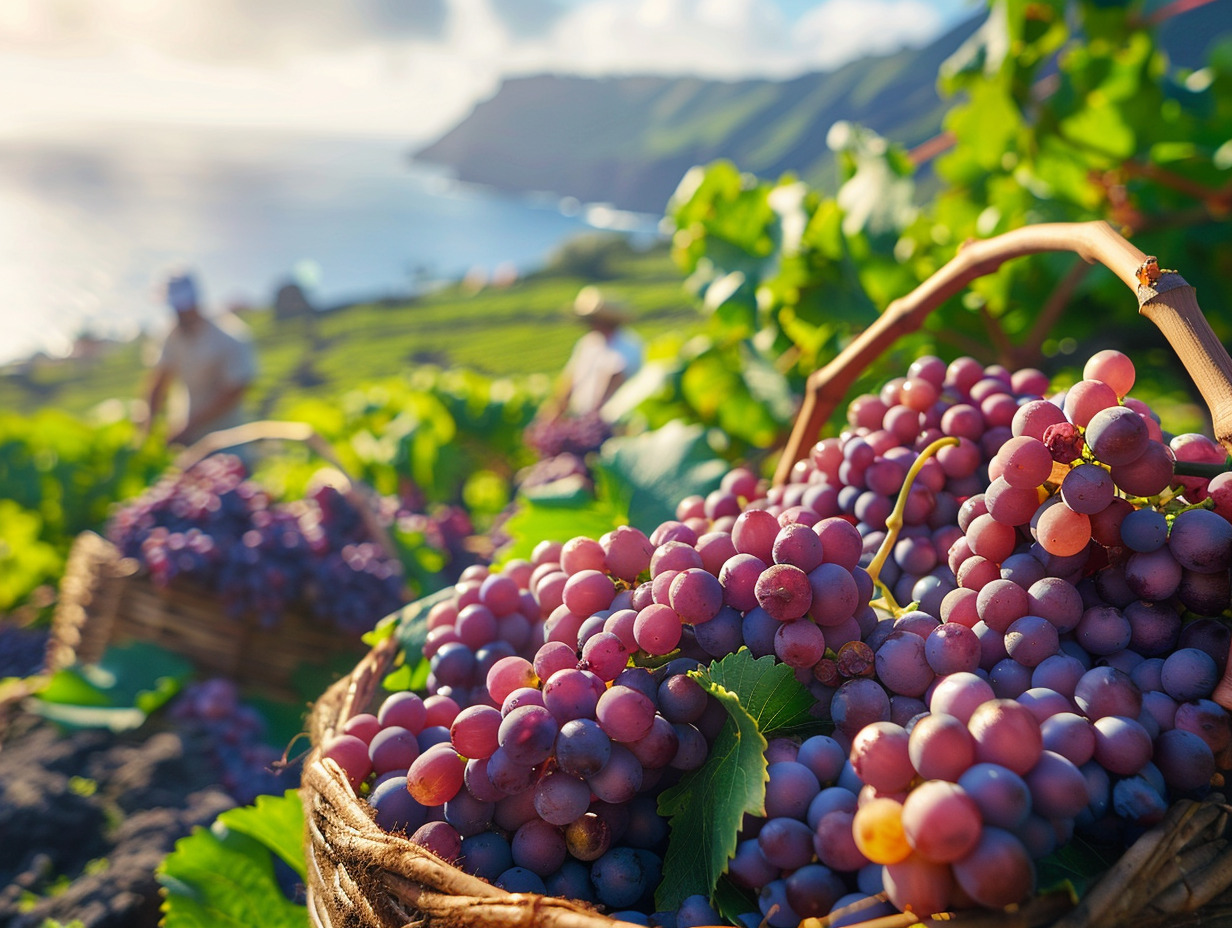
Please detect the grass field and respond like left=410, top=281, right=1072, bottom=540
left=0, top=238, right=701, bottom=421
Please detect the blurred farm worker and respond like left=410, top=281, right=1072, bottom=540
left=554, top=285, right=644, bottom=421
left=139, top=270, right=257, bottom=447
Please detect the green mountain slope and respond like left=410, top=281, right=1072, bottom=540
left=412, top=15, right=984, bottom=214
left=412, top=2, right=1226, bottom=216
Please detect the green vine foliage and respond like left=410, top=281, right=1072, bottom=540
left=664, top=0, right=1232, bottom=452
left=0, top=411, right=170, bottom=612
left=266, top=366, right=545, bottom=523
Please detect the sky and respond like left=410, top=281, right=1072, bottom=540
left=1, top=0, right=980, bottom=145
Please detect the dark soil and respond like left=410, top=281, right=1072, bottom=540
left=0, top=714, right=237, bottom=928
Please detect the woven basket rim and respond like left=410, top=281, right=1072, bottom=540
left=302, top=636, right=630, bottom=928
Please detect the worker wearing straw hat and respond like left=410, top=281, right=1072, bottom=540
left=552, top=285, right=644, bottom=421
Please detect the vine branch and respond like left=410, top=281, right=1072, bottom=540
left=1018, top=257, right=1093, bottom=367
left=773, top=220, right=1232, bottom=485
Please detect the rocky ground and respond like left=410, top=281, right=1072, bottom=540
left=0, top=712, right=242, bottom=928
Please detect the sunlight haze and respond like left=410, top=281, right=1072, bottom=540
left=2, top=0, right=976, bottom=142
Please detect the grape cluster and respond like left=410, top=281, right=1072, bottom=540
left=783, top=354, right=1054, bottom=614
left=0, top=622, right=49, bottom=679
left=107, top=454, right=406, bottom=632
left=723, top=349, right=1232, bottom=924
left=318, top=347, right=1231, bottom=925
left=523, top=414, right=613, bottom=460
left=516, top=453, right=594, bottom=497
left=518, top=415, right=611, bottom=501
left=167, top=677, right=296, bottom=804
left=324, top=546, right=743, bottom=919
left=326, top=459, right=878, bottom=921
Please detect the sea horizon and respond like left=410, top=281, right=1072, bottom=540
left=0, top=121, right=663, bottom=368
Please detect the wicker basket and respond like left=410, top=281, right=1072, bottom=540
left=47, top=532, right=369, bottom=701
left=304, top=637, right=626, bottom=928
left=300, top=221, right=1232, bottom=928
left=46, top=421, right=400, bottom=702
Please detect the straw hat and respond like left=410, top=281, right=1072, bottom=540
left=572, top=286, right=632, bottom=326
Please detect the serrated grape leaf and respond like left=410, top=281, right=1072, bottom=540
left=596, top=420, right=728, bottom=533
left=1036, top=833, right=1118, bottom=900
left=655, top=649, right=819, bottom=912
left=390, top=585, right=456, bottom=658
left=217, top=790, right=307, bottom=881
left=361, top=612, right=398, bottom=647
left=497, top=493, right=628, bottom=563
left=712, top=874, right=759, bottom=927
left=31, top=641, right=193, bottom=730
left=382, top=654, right=430, bottom=693
left=157, top=819, right=306, bottom=928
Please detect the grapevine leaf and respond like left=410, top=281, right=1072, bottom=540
left=712, top=874, right=759, bottom=927
left=597, top=420, right=728, bottom=533
left=697, top=648, right=821, bottom=740
left=97, top=642, right=193, bottom=709
left=157, top=817, right=306, bottom=928
left=655, top=649, right=819, bottom=911
left=361, top=613, right=398, bottom=647
left=216, top=790, right=307, bottom=881
left=382, top=655, right=430, bottom=693
left=32, top=668, right=113, bottom=709
left=497, top=494, right=628, bottom=562
left=1036, top=834, right=1118, bottom=900
left=391, top=585, right=456, bottom=658
left=736, top=342, right=796, bottom=428
left=31, top=642, right=193, bottom=730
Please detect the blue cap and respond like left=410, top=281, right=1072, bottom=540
left=166, top=273, right=199, bottom=313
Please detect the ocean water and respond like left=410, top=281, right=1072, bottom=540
left=0, top=125, right=661, bottom=366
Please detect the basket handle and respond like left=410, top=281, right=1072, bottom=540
left=172, top=419, right=402, bottom=576
left=773, top=220, right=1232, bottom=485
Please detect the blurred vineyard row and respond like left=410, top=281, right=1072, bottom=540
left=0, top=370, right=542, bottom=619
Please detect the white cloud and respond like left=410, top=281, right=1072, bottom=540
left=525, top=0, right=790, bottom=78
left=794, top=0, right=946, bottom=69
left=509, top=0, right=945, bottom=79
left=0, top=0, right=959, bottom=141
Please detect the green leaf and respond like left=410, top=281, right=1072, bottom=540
left=391, top=585, right=456, bottom=658
left=158, top=817, right=306, bottom=928
left=91, top=641, right=194, bottom=709
left=831, top=124, right=918, bottom=239
left=361, top=612, right=398, bottom=648
left=34, top=667, right=114, bottom=708
left=30, top=641, right=193, bottom=730
left=596, top=421, right=728, bottom=533
left=382, top=655, right=430, bottom=693
left=712, top=874, right=759, bottom=927
left=496, top=494, right=628, bottom=562
left=655, top=649, right=820, bottom=911
left=217, top=790, right=307, bottom=881
left=942, top=81, right=1022, bottom=173
left=0, top=499, right=62, bottom=611
left=1036, top=833, right=1118, bottom=900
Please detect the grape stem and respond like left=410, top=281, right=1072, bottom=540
left=774, top=220, right=1232, bottom=485
left=864, top=436, right=959, bottom=614
left=1172, top=461, right=1232, bottom=478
